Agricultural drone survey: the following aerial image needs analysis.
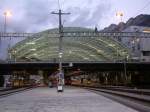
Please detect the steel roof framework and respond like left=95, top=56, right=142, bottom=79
left=6, top=27, right=133, bottom=62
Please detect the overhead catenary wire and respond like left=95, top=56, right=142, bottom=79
left=134, top=0, right=150, bottom=16
left=57, top=0, right=61, bottom=10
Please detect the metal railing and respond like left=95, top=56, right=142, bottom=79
left=0, top=32, right=150, bottom=38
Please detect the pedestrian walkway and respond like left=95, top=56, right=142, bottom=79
left=0, top=87, right=138, bottom=112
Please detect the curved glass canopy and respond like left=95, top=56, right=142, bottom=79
left=11, top=27, right=131, bottom=62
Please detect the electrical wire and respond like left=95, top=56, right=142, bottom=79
left=135, top=0, right=150, bottom=16
left=57, top=0, right=61, bottom=10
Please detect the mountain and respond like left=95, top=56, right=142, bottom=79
left=102, top=14, right=150, bottom=32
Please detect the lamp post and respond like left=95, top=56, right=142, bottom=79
left=4, top=12, right=7, bottom=33
left=123, top=53, right=129, bottom=85
left=4, top=11, right=12, bottom=33
left=116, top=12, right=123, bottom=61
left=116, top=12, right=123, bottom=23
left=124, top=56, right=127, bottom=85
left=116, top=43, right=119, bottom=62
left=4, top=11, right=12, bottom=61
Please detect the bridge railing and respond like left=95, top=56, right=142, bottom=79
left=0, top=32, right=150, bottom=38
left=0, top=58, right=143, bottom=64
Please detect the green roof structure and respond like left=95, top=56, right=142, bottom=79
left=11, top=27, right=131, bottom=62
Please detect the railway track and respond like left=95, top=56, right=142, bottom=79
left=0, top=87, right=33, bottom=97
left=74, top=85, right=150, bottom=112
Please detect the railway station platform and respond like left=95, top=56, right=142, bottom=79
left=0, top=87, right=138, bottom=112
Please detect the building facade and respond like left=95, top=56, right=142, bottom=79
left=121, top=26, right=150, bottom=61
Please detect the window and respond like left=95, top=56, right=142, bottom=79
left=142, top=51, right=150, bottom=56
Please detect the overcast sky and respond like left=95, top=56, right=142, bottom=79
left=0, top=0, right=150, bottom=33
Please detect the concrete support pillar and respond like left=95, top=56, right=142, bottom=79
left=96, top=72, right=99, bottom=83
left=121, top=72, right=124, bottom=84
left=3, top=75, right=11, bottom=88
left=125, top=72, right=128, bottom=85
left=38, top=70, right=44, bottom=86
left=0, top=75, right=4, bottom=87
left=98, top=72, right=103, bottom=84
left=121, top=72, right=128, bottom=85
left=104, top=73, right=108, bottom=85
left=115, top=74, right=118, bottom=86
left=127, top=73, right=132, bottom=84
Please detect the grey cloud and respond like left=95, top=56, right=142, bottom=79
left=0, top=0, right=111, bottom=32
left=64, top=2, right=111, bottom=28
left=0, top=0, right=112, bottom=59
left=0, top=0, right=58, bottom=59
left=0, top=0, right=58, bottom=32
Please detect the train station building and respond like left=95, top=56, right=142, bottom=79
left=10, top=27, right=130, bottom=62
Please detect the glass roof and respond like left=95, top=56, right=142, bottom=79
left=11, top=27, right=131, bottom=62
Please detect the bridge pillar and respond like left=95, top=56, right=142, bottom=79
left=104, top=72, right=109, bottom=85
left=115, top=74, right=118, bottom=86
left=128, top=73, right=132, bottom=83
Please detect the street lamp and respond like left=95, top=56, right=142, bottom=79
left=4, top=11, right=12, bottom=61
left=116, top=12, right=123, bottom=22
left=4, top=11, right=12, bottom=33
